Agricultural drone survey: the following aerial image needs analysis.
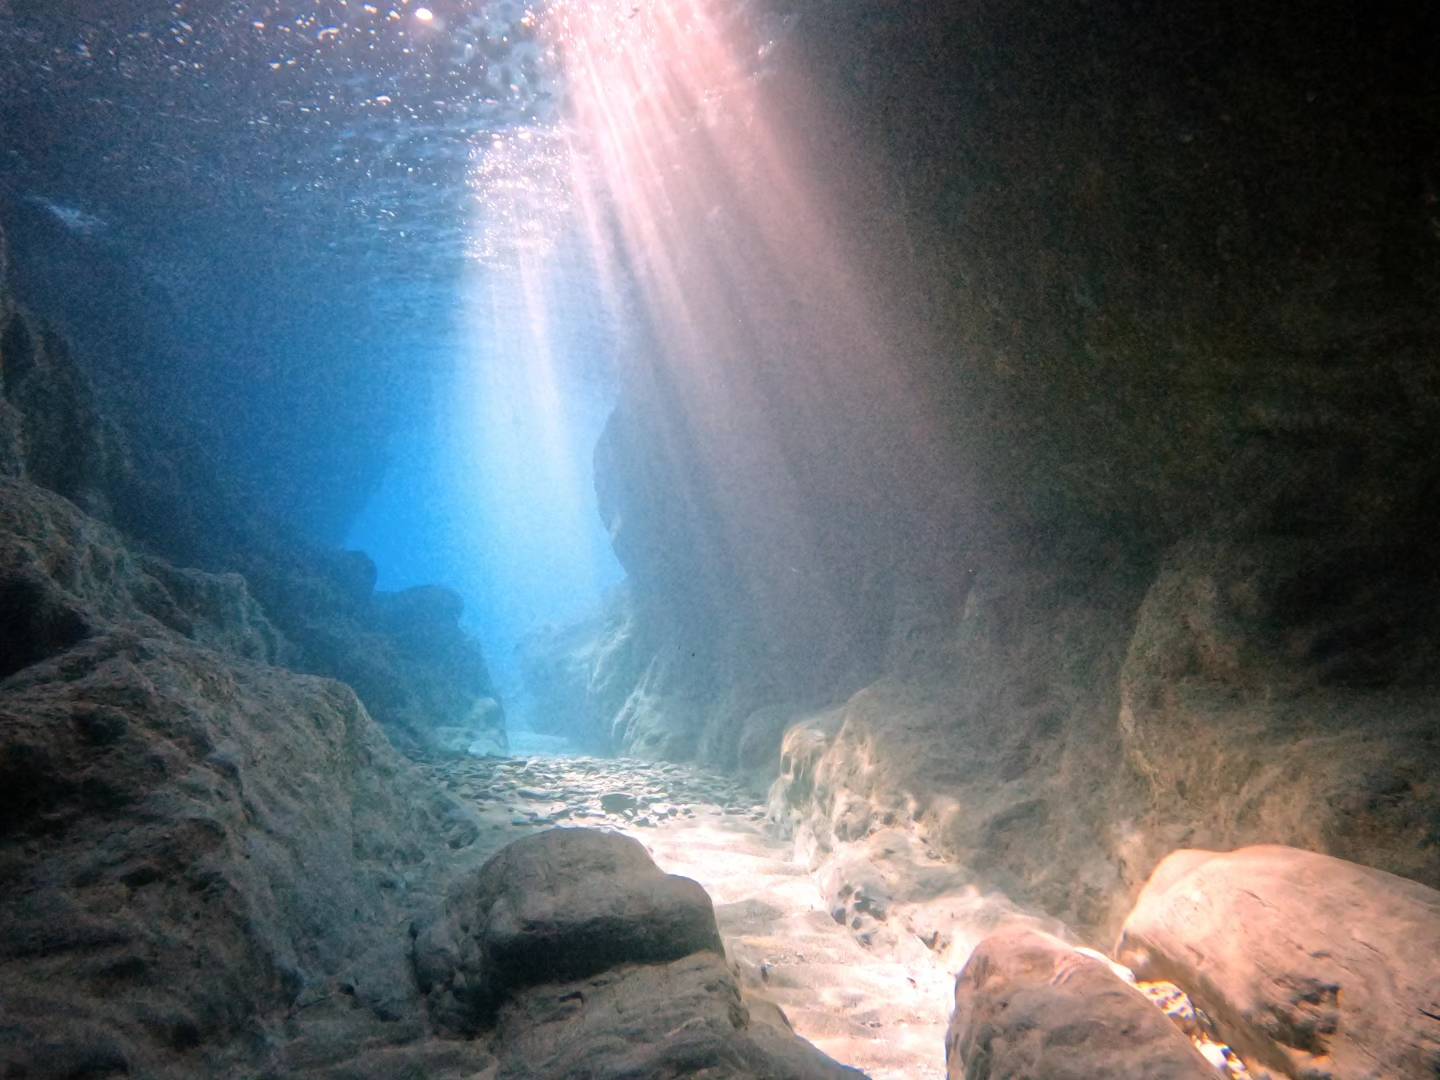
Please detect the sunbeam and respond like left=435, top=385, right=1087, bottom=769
left=524, top=0, right=955, bottom=686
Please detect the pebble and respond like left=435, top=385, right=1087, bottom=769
left=600, top=792, right=638, bottom=814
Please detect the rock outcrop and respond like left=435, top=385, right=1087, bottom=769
left=0, top=231, right=505, bottom=1076
left=0, top=278, right=504, bottom=757
left=0, top=477, right=492, bottom=1075
left=1116, top=845, right=1440, bottom=1080
left=251, top=563, right=507, bottom=757
left=946, top=928, right=1214, bottom=1080
left=0, top=627, right=484, bottom=1078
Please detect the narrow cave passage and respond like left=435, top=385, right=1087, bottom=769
left=3, top=0, right=1438, bottom=1077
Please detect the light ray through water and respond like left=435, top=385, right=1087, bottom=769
left=446, top=0, right=951, bottom=695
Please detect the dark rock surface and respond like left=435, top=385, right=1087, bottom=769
left=1115, top=845, right=1440, bottom=1080
left=0, top=239, right=505, bottom=1075
left=252, top=563, right=507, bottom=757
left=0, top=612, right=486, bottom=1077
left=946, top=928, right=1214, bottom=1080
left=0, top=478, right=284, bottom=673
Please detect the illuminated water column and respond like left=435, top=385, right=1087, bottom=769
left=452, top=120, right=622, bottom=676
left=536, top=0, right=951, bottom=670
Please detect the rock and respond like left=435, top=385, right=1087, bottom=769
left=946, top=927, right=1214, bottom=1080
left=1116, top=537, right=1440, bottom=891
left=372, top=583, right=466, bottom=640
left=411, top=828, right=860, bottom=1079
left=493, top=952, right=865, bottom=1080
left=600, top=791, right=638, bottom=814
left=0, top=310, right=129, bottom=521
left=514, top=613, right=613, bottom=754
left=0, top=338, right=504, bottom=1076
left=0, top=478, right=285, bottom=676
left=1115, top=845, right=1440, bottom=1080
left=516, top=580, right=751, bottom=763
left=427, top=698, right=506, bottom=758
left=265, top=573, right=508, bottom=758
left=0, top=298, right=506, bottom=763
left=414, top=828, right=724, bottom=1033
left=738, top=704, right=804, bottom=781
left=0, top=625, right=481, bottom=1078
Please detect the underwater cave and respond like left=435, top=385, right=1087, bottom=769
left=1, top=1, right=1437, bottom=1077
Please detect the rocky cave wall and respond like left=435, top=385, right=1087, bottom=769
left=0, top=215, right=505, bottom=759
left=527, top=0, right=1440, bottom=938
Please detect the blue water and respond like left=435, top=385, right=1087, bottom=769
left=346, top=327, right=623, bottom=698
left=0, top=0, right=770, bottom=709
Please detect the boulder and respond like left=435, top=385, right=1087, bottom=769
left=946, top=927, right=1214, bottom=1080
left=415, top=828, right=723, bottom=1032
left=414, top=827, right=859, bottom=1077
left=1116, top=845, right=1440, bottom=1079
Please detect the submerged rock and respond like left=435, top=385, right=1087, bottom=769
left=1116, top=845, right=1440, bottom=1080
left=0, top=625, right=479, bottom=1078
left=415, top=828, right=725, bottom=1032
left=946, top=927, right=1214, bottom=1080
left=0, top=292, right=507, bottom=762
left=415, top=827, right=860, bottom=1078
left=0, top=301, right=505, bottom=1077
left=600, top=790, right=639, bottom=814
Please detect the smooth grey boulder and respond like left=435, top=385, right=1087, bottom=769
left=1116, top=845, right=1440, bottom=1080
left=946, top=927, right=1214, bottom=1080
left=415, top=827, right=862, bottom=1078
left=415, top=828, right=724, bottom=1032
